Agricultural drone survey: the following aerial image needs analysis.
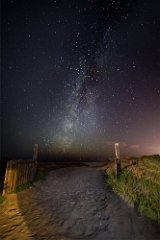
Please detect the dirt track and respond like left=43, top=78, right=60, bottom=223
left=0, top=166, right=160, bottom=239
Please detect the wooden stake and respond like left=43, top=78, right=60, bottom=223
left=114, top=143, right=121, bottom=178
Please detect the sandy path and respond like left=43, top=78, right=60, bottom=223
left=0, top=166, right=160, bottom=240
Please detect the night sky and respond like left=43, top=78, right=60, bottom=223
left=1, top=0, right=160, bottom=159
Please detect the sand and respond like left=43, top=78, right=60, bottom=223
left=0, top=166, right=160, bottom=239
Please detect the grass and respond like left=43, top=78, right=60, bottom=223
left=106, top=156, right=160, bottom=224
left=15, top=172, right=47, bottom=193
left=0, top=195, right=5, bottom=204
left=15, top=181, right=33, bottom=192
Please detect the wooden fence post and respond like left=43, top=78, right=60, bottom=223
left=114, top=143, right=121, bottom=178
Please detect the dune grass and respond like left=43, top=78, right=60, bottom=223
left=106, top=156, right=160, bottom=224
left=0, top=195, right=5, bottom=204
left=15, top=172, right=47, bottom=193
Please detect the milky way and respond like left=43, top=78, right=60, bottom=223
left=1, top=0, right=160, bottom=158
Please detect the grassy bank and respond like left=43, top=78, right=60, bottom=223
left=106, top=155, right=160, bottom=224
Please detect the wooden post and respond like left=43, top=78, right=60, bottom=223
left=114, top=143, right=121, bottom=178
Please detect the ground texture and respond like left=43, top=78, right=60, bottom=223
left=0, top=166, right=160, bottom=240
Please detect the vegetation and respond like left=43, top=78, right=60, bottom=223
left=15, top=172, right=47, bottom=193
left=0, top=195, right=5, bottom=204
left=15, top=182, right=33, bottom=192
left=106, top=155, right=160, bottom=224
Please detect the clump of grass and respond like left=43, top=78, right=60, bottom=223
left=15, top=181, right=33, bottom=192
left=15, top=172, right=47, bottom=193
left=0, top=195, right=5, bottom=204
left=106, top=167, right=160, bottom=224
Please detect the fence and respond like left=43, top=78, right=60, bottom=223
left=2, top=160, right=37, bottom=195
left=2, top=143, right=121, bottom=194
left=2, top=144, right=38, bottom=195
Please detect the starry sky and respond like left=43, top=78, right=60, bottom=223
left=1, top=0, right=160, bottom=159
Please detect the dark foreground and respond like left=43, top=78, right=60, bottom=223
left=0, top=166, right=160, bottom=240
